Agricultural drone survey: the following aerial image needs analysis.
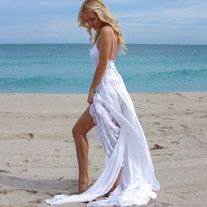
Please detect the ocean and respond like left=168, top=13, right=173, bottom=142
left=0, top=44, right=207, bottom=93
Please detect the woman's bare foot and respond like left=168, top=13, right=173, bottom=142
left=104, top=191, right=111, bottom=198
left=104, top=185, right=117, bottom=197
left=78, top=178, right=91, bottom=194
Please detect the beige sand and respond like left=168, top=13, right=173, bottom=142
left=0, top=92, right=207, bottom=207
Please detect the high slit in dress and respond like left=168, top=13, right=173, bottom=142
left=45, top=32, right=160, bottom=206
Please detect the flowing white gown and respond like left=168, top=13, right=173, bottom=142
left=45, top=38, right=160, bottom=206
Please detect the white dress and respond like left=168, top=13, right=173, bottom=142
left=45, top=40, right=160, bottom=206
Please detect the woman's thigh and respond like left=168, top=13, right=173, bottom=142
left=72, top=105, right=96, bottom=135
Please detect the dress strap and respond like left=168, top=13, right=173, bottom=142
left=95, top=32, right=101, bottom=46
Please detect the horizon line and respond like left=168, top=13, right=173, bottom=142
left=0, top=42, right=207, bottom=46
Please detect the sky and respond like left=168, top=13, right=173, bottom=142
left=0, top=0, right=207, bottom=44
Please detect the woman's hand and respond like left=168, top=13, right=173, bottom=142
left=87, top=90, right=95, bottom=104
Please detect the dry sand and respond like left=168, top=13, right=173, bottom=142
left=0, top=92, right=207, bottom=207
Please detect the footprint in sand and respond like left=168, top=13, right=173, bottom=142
left=0, top=189, right=12, bottom=194
left=159, top=126, right=174, bottom=137
left=159, top=129, right=168, bottom=137
left=198, top=96, right=204, bottom=99
left=28, top=198, right=41, bottom=204
left=158, top=201, right=170, bottom=206
left=17, top=132, right=34, bottom=140
left=26, top=189, right=38, bottom=194
left=179, top=124, right=189, bottom=132
left=185, top=109, right=194, bottom=115
left=44, top=191, right=56, bottom=197
left=159, top=126, right=174, bottom=129
left=154, top=121, right=161, bottom=125
left=195, top=96, right=205, bottom=102
left=0, top=169, right=10, bottom=174
left=176, top=92, right=186, bottom=98
left=23, top=159, right=29, bottom=163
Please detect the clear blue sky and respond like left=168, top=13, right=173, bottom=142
left=0, top=0, right=207, bottom=44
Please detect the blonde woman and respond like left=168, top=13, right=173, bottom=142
left=45, top=0, right=160, bottom=206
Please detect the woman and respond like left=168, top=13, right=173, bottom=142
left=45, top=0, right=160, bottom=206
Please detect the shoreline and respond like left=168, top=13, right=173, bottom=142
left=0, top=92, right=207, bottom=206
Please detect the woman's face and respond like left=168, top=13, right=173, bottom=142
left=83, top=12, right=103, bottom=30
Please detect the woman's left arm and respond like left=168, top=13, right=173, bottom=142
left=87, top=26, right=113, bottom=104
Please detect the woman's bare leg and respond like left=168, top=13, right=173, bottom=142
left=72, top=105, right=96, bottom=193
left=72, top=104, right=122, bottom=194
left=113, top=167, right=122, bottom=189
left=105, top=167, right=122, bottom=197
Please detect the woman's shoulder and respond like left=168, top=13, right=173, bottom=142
left=98, top=25, right=117, bottom=44
left=99, top=25, right=114, bottom=37
left=100, top=25, right=113, bottom=32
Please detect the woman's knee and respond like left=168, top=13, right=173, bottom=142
left=72, top=125, right=82, bottom=138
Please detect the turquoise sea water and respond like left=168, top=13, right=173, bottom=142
left=0, top=44, right=207, bottom=93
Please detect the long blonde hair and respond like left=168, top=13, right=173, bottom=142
left=77, top=0, right=127, bottom=54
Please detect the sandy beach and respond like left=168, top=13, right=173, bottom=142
left=0, top=92, right=207, bottom=207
